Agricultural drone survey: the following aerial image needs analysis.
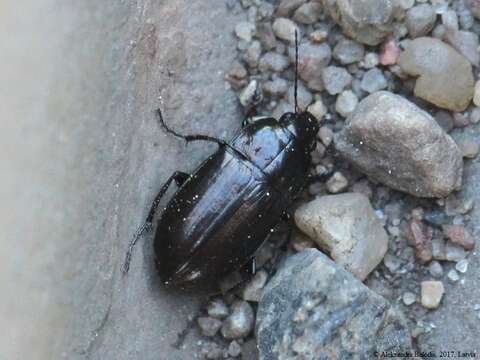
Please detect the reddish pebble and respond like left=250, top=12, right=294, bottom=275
left=442, top=224, right=475, bottom=250
left=380, top=39, right=401, bottom=66
left=406, top=219, right=433, bottom=262
left=453, top=112, right=470, bottom=128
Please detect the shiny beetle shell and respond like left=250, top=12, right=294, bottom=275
left=154, top=112, right=319, bottom=292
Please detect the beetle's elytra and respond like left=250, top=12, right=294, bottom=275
left=123, top=31, right=321, bottom=293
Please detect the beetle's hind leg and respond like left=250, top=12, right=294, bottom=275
left=156, top=108, right=227, bottom=146
left=122, top=171, right=190, bottom=275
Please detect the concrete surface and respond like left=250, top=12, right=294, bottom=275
left=0, top=1, right=243, bottom=359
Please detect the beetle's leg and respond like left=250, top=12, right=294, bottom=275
left=122, top=171, right=190, bottom=275
left=156, top=108, right=227, bottom=146
left=244, top=257, right=256, bottom=276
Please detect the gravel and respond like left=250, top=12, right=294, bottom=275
left=221, top=300, right=255, bottom=339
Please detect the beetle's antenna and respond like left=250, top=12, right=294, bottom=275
left=294, top=29, right=299, bottom=114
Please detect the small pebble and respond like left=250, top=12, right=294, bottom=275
left=362, top=52, right=380, bottom=69
left=421, top=281, right=445, bottom=309
left=406, top=4, right=436, bottom=38
left=308, top=99, right=328, bottom=121
left=259, top=52, right=290, bottom=72
left=322, top=66, right=353, bottom=95
left=272, top=17, right=299, bottom=43
left=326, top=171, right=348, bottom=193
left=243, top=40, right=262, bottom=68
left=447, top=269, right=460, bottom=282
left=470, top=108, right=480, bottom=123
left=221, top=301, right=255, bottom=339
left=239, top=80, right=262, bottom=107
left=474, top=81, right=480, bottom=107
left=241, top=270, right=268, bottom=302
left=384, top=253, right=402, bottom=273
left=201, top=342, right=223, bottom=360
left=228, top=341, right=242, bottom=357
left=235, top=22, right=256, bottom=42
left=434, top=110, right=454, bottom=132
left=333, top=39, right=365, bottom=65
left=442, top=10, right=459, bottom=32
left=197, top=317, right=223, bottom=337
left=428, top=261, right=444, bottom=278
left=403, top=292, right=416, bottom=306
left=456, top=136, right=480, bottom=159
left=318, top=126, right=334, bottom=147
left=379, top=39, right=401, bottom=65
left=293, top=2, right=322, bottom=24
left=310, top=29, right=328, bottom=43
left=335, top=90, right=358, bottom=117
left=474, top=304, right=480, bottom=311
left=207, top=299, right=230, bottom=319
left=442, top=224, right=475, bottom=250
left=455, top=259, right=469, bottom=273
left=360, top=68, right=387, bottom=93
left=445, top=241, right=468, bottom=262
left=287, top=83, right=312, bottom=111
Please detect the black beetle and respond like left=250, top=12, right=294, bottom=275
left=123, top=32, right=320, bottom=293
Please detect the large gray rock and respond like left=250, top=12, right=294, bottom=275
left=294, top=193, right=388, bottom=280
left=335, top=91, right=463, bottom=198
left=256, top=249, right=413, bottom=360
left=321, top=0, right=400, bottom=45
left=398, top=37, right=475, bottom=112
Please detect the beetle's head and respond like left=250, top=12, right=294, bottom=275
left=280, top=111, right=319, bottom=151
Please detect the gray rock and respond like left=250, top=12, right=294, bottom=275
left=429, top=261, right=444, bottom=278
left=456, top=259, right=469, bottom=274
left=294, top=193, right=388, bottom=280
left=240, top=270, right=268, bottom=302
left=398, top=37, right=474, bottom=112
left=445, top=241, right=468, bottom=262
left=334, top=91, right=463, bottom=198
left=287, top=82, right=312, bottom=111
left=435, top=110, right=454, bottom=132
left=239, top=79, right=262, bottom=107
left=259, top=52, right=290, bottom=72
left=276, top=0, right=308, bottom=16
left=243, top=40, right=262, bottom=68
left=466, top=0, right=480, bottom=19
left=325, top=171, right=349, bottom=193
left=406, top=4, right=436, bottom=38
left=262, top=78, right=289, bottom=97
left=322, top=66, right=353, bottom=95
left=290, top=42, right=331, bottom=86
left=336, top=90, right=358, bottom=117
left=221, top=300, right=255, bottom=339
left=257, top=22, right=277, bottom=51
left=308, top=99, right=327, bottom=121
left=333, top=39, right=365, bottom=64
left=228, top=340, right=242, bottom=357
left=447, top=269, right=460, bottom=282
left=362, top=52, right=380, bottom=69
left=207, top=299, right=230, bottom=319
left=403, top=292, right=417, bottom=306
left=442, top=10, right=459, bottom=32
left=293, top=2, right=322, bottom=24
left=360, top=68, right=388, bottom=93
left=321, top=0, right=400, bottom=45
left=318, top=126, right=334, bottom=147
left=197, top=317, right=223, bottom=337
left=256, top=249, right=413, bottom=359
left=201, top=342, right=224, bottom=360
left=445, top=30, right=480, bottom=67
left=475, top=80, right=480, bottom=107
left=272, top=17, right=299, bottom=43
left=235, top=22, right=256, bottom=42
left=421, top=280, right=445, bottom=309
left=272, top=101, right=292, bottom=120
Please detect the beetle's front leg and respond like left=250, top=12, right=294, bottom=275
left=122, top=171, right=190, bottom=274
